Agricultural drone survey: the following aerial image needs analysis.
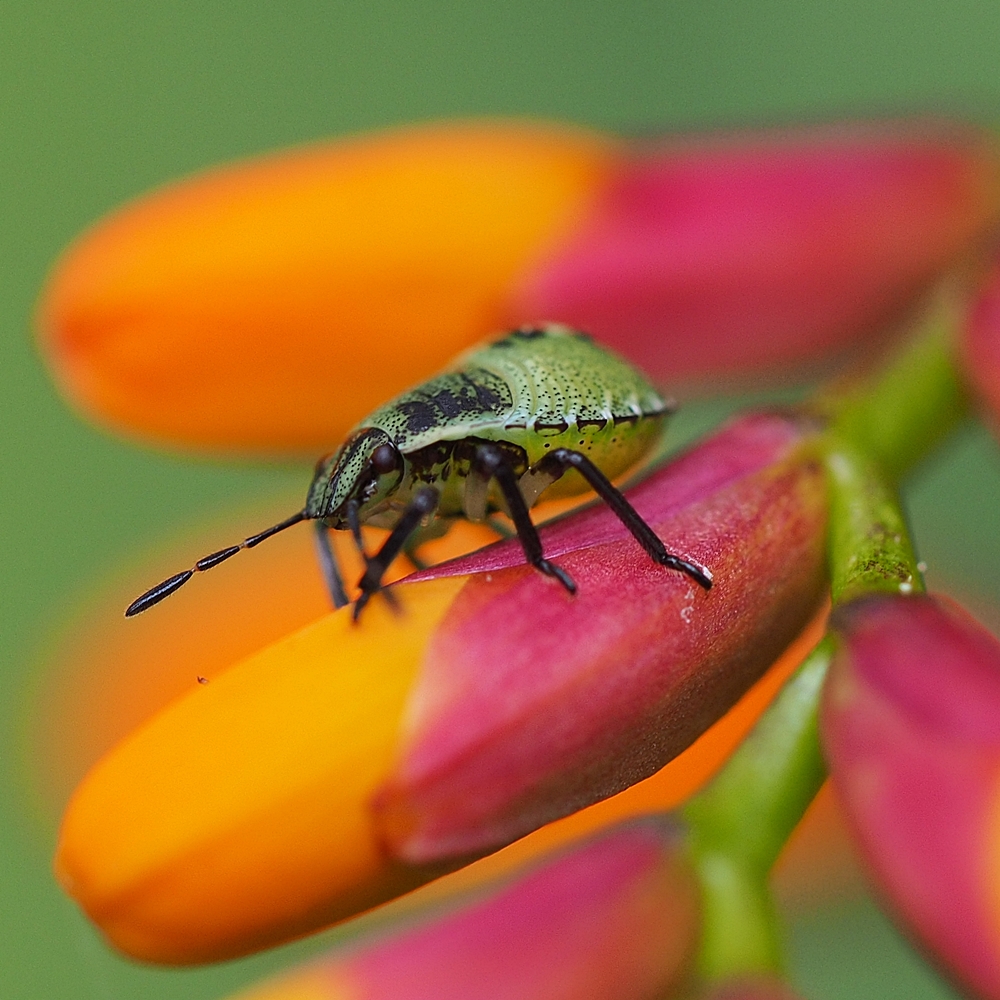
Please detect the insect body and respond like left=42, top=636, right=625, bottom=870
left=126, top=325, right=712, bottom=620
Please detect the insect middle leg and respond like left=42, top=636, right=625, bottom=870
left=528, top=448, right=713, bottom=590
left=473, top=443, right=577, bottom=594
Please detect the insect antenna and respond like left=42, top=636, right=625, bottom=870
left=124, top=510, right=307, bottom=617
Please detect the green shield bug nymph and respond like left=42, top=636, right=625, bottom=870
left=126, top=324, right=712, bottom=621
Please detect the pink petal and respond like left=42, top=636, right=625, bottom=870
left=236, top=821, right=699, bottom=1000
left=513, top=121, right=1000, bottom=381
left=376, top=413, right=829, bottom=861
left=823, top=594, right=1000, bottom=999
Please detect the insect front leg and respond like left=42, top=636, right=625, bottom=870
left=313, top=520, right=349, bottom=609
left=529, top=449, right=713, bottom=590
left=474, top=443, right=576, bottom=595
left=353, top=486, right=440, bottom=621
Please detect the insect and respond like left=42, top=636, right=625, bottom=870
left=126, top=324, right=712, bottom=620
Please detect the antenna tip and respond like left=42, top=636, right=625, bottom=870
left=125, top=570, right=194, bottom=617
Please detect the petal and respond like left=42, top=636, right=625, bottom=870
left=702, top=978, right=806, bottom=1000
left=38, top=121, right=617, bottom=452
left=52, top=415, right=827, bottom=965
left=375, top=412, right=829, bottom=861
left=513, top=120, right=1000, bottom=381
left=823, top=594, right=1000, bottom=999
left=229, top=821, right=699, bottom=1000
left=963, top=254, right=1000, bottom=430
left=54, top=578, right=467, bottom=964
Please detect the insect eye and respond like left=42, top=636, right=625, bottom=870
left=371, top=443, right=400, bottom=475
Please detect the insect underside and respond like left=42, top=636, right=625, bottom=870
left=126, top=326, right=712, bottom=621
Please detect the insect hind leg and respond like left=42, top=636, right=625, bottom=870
left=474, top=443, right=576, bottom=595
left=532, top=448, right=712, bottom=590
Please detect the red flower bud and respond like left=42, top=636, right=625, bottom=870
left=227, top=821, right=699, bottom=1000
left=514, top=121, right=1000, bottom=382
left=823, top=594, right=1000, bottom=999
left=375, top=412, right=828, bottom=861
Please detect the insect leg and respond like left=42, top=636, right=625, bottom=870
left=353, top=486, right=440, bottom=621
left=533, top=449, right=713, bottom=590
left=345, top=498, right=365, bottom=553
left=475, top=443, right=576, bottom=595
left=313, top=520, right=350, bottom=609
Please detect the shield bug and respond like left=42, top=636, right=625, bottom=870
left=126, top=325, right=712, bottom=620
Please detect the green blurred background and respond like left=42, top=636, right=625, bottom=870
left=4, top=2, right=1000, bottom=997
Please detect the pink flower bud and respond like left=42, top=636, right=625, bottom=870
left=375, top=412, right=828, bottom=861
left=513, top=121, right=1000, bottom=381
left=230, top=821, right=699, bottom=1000
left=823, top=594, right=1000, bottom=1000
left=964, top=255, right=1000, bottom=430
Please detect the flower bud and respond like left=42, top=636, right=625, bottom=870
left=54, top=412, right=826, bottom=963
left=374, top=412, right=828, bottom=861
left=38, top=120, right=1000, bottom=453
left=823, top=594, right=1000, bottom=999
left=228, top=821, right=699, bottom=1000
left=514, top=120, right=1000, bottom=382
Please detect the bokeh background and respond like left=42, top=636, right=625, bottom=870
left=4, top=3, right=1000, bottom=997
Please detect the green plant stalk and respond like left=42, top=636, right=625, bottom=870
left=825, top=443, right=926, bottom=605
left=683, top=639, right=831, bottom=980
left=682, top=282, right=967, bottom=982
left=825, top=282, right=969, bottom=483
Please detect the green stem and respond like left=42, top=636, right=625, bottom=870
left=683, top=640, right=832, bottom=979
left=824, top=282, right=969, bottom=483
left=682, top=281, right=970, bottom=983
left=824, top=444, right=925, bottom=605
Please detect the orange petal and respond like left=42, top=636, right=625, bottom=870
left=54, top=578, right=466, bottom=964
left=37, top=121, right=617, bottom=453
left=33, top=512, right=494, bottom=815
left=52, top=575, right=825, bottom=966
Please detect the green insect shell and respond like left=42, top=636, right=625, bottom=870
left=124, top=324, right=712, bottom=621
left=307, top=324, right=672, bottom=528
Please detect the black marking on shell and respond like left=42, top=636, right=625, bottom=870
left=465, top=372, right=508, bottom=412
left=398, top=399, right=440, bottom=435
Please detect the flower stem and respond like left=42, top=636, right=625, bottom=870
left=824, top=444, right=925, bottom=605
left=683, top=639, right=832, bottom=979
left=824, top=281, right=969, bottom=484
left=682, top=279, right=971, bottom=983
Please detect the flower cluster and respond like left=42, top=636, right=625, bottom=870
left=36, top=118, right=1000, bottom=998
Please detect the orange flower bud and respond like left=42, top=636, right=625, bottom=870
left=54, top=412, right=826, bottom=964
left=38, top=121, right=617, bottom=452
